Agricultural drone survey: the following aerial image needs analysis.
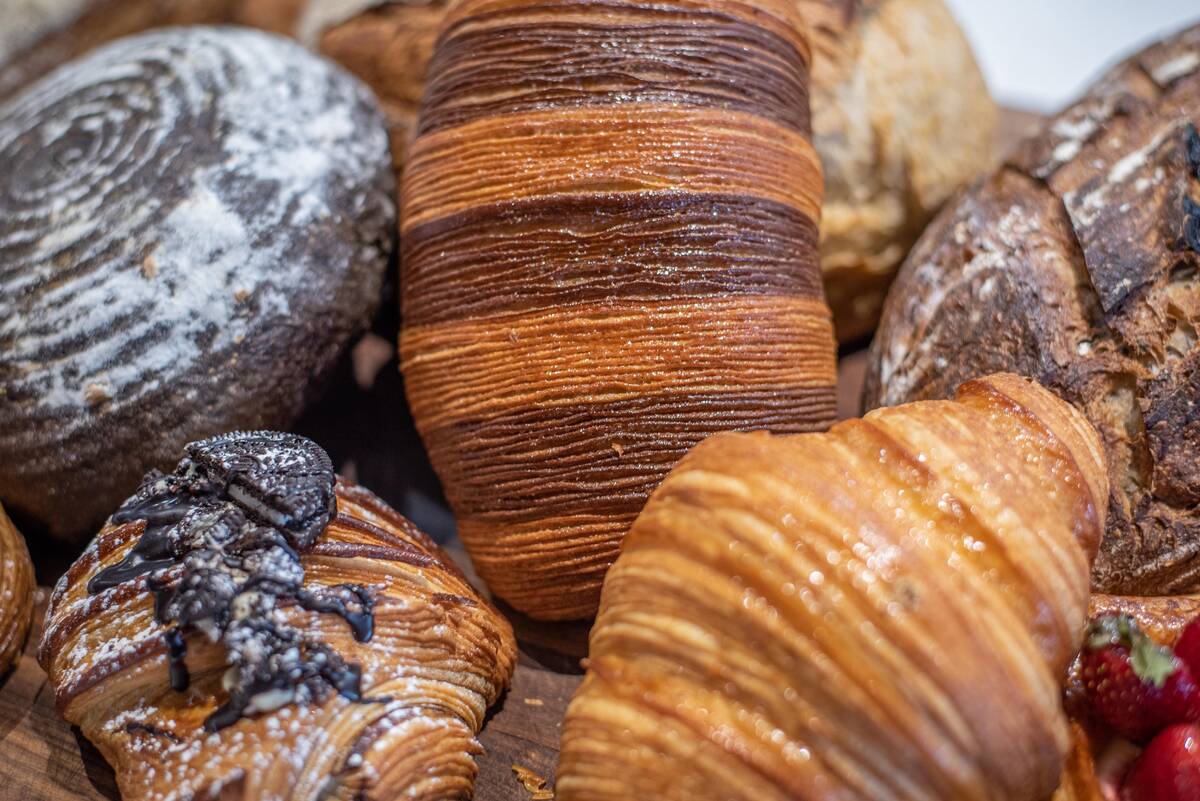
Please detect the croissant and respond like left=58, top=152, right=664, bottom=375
left=39, top=431, right=516, bottom=801
left=0, top=501, right=34, bottom=674
left=557, top=373, right=1108, bottom=801
left=400, top=0, right=837, bottom=620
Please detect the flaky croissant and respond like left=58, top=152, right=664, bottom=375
left=400, top=0, right=836, bottom=621
left=558, top=373, right=1108, bottom=801
left=39, top=432, right=516, bottom=801
left=0, top=500, right=34, bottom=674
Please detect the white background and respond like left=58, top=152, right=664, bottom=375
left=943, top=1, right=1199, bottom=111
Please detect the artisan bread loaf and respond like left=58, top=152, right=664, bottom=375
left=0, top=27, right=394, bottom=540
left=804, top=0, right=996, bottom=342
left=865, top=24, right=1200, bottom=595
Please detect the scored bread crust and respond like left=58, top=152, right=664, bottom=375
left=866, top=23, right=1200, bottom=596
left=0, top=0, right=306, bottom=101
left=38, top=480, right=517, bottom=801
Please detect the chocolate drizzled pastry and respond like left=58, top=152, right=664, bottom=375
left=89, top=431, right=374, bottom=731
left=39, top=437, right=516, bottom=801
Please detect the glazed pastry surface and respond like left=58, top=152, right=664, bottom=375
left=400, top=0, right=836, bottom=620
left=39, top=434, right=516, bottom=801
left=558, top=373, right=1107, bottom=801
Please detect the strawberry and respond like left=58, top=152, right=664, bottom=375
left=1122, top=723, right=1200, bottom=801
left=1081, top=615, right=1200, bottom=743
left=1175, top=617, right=1200, bottom=676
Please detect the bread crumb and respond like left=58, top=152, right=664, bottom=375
left=84, top=382, right=111, bottom=406
left=611, top=442, right=624, bottom=457
left=512, top=765, right=554, bottom=800
left=523, top=697, right=544, bottom=706
left=141, top=253, right=158, bottom=279
left=234, top=288, right=250, bottom=303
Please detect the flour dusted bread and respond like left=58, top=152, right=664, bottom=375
left=558, top=374, right=1107, bottom=801
left=0, top=27, right=394, bottom=541
left=39, top=432, right=517, bottom=801
left=400, top=0, right=836, bottom=620
left=865, top=23, right=1200, bottom=596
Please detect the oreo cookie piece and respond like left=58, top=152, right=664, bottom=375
left=0, top=27, right=395, bottom=541
left=90, top=431, right=373, bottom=731
left=184, top=431, right=336, bottom=548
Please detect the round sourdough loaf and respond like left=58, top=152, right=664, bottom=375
left=0, top=26, right=394, bottom=540
left=866, top=24, right=1200, bottom=596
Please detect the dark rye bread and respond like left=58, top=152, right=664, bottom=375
left=400, top=0, right=837, bottom=620
left=0, top=0, right=308, bottom=102
left=0, top=27, right=394, bottom=541
left=865, top=24, right=1200, bottom=596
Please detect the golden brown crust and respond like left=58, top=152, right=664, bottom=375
left=399, top=0, right=835, bottom=620
left=558, top=373, right=1107, bottom=801
left=0, top=501, right=35, bottom=675
left=38, top=480, right=517, bottom=801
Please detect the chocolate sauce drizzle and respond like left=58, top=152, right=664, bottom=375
left=88, top=431, right=376, bottom=731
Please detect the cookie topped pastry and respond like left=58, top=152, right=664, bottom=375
left=0, top=26, right=395, bottom=540
left=40, top=432, right=516, bottom=800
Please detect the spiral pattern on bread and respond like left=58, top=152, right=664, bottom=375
left=558, top=373, right=1108, bottom=801
left=400, top=0, right=836, bottom=620
left=0, top=26, right=394, bottom=540
left=39, top=434, right=516, bottom=801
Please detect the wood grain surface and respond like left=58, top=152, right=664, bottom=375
left=0, top=110, right=1036, bottom=801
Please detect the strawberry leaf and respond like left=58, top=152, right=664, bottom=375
left=1131, top=634, right=1180, bottom=689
